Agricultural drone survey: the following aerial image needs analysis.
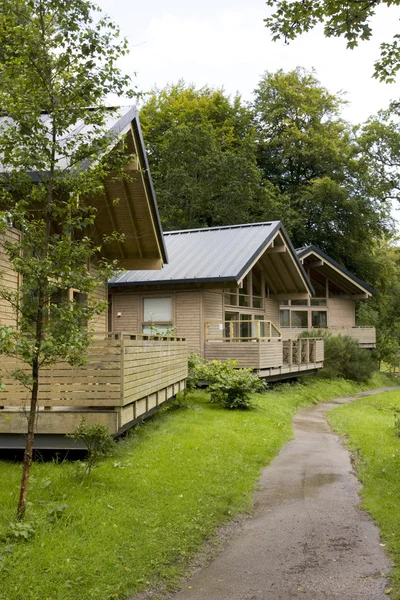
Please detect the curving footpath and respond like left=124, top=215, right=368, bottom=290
left=170, top=387, right=398, bottom=600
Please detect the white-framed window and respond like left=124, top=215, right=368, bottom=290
left=142, top=297, right=173, bottom=335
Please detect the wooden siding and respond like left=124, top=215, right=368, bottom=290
left=204, top=290, right=224, bottom=347
left=0, top=228, right=20, bottom=327
left=328, top=297, right=355, bottom=327
left=0, top=336, right=188, bottom=435
left=316, top=339, right=324, bottom=362
left=91, top=278, right=108, bottom=336
left=259, top=339, right=283, bottom=368
left=175, top=291, right=202, bottom=353
left=264, top=297, right=280, bottom=324
left=111, top=292, right=139, bottom=332
left=205, top=341, right=262, bottom=368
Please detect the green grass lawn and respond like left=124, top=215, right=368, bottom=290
left=329, top=387, right=400, bottom=599
left=0, top=373, right=394, bottom=600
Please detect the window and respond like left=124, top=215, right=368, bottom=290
left=143, top=297, right=173, bottom=335
left=280, top=310, right=290, bottom=327
left=312, top=311, right=327, bottom=328
left=291, top=299, right=308, bottom=306
left=311, top=299, right=327, bottom=306
left=291, top=311, right=308, bottom=328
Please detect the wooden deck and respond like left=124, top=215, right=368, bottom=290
left=204, top=338, right=324, bottom=379
left=0, top=333, right=188, bottom=436
left=281, top=327, right=376, bottom=348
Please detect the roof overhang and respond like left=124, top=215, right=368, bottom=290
left=236, top=223, right=314, bottom=296
left=0, top=107, right=167, bottom=271
left=297, top=246, right=374, bottom=297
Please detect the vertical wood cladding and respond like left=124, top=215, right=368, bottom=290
left=0, top=228, right=20, bottom=327
left=175, top=291, right=202, bottom=353
left=328, top=298, right=355, bottom=327
left=111, top=293, right=139, bottom=332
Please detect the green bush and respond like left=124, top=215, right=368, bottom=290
left=186, top=354, right=265, bottom=409
left=68, top=418, right=115, bottom=474
left=298, top=330, right=377, bottom=383
left=322, top=335, right=377, bottom=382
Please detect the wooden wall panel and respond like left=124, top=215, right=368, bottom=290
left=0, top=228, right=20, bottom=327
left=264, top=297, right=280, bottom=325
left=112, top=292, right=139, bottom=332
left=328, top=298, right=355, bottom=327
left=175, top=291, right=202, bottom=353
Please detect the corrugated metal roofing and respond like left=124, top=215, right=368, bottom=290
left=296, top=245, right=374, bottom=294
left=110, top=222, right=284, bottom=286
left=0, top=106, right=137, bottom=174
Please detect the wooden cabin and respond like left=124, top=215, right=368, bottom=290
left=277, top=246, right=376, bottom=348
left=109, top=222, right=324, bottom=381
left=0, top=108, right=188, bottom=448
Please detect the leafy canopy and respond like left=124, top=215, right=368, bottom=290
left=139, top=82, right=274, bottom=230
left=264, top=0, right=400, bottom=82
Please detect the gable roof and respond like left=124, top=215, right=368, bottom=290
left=0, top=107, right=167, bottom=269
left=296, top=245, right=374, bottom=295
left=110, top=222, right=313, bottom=294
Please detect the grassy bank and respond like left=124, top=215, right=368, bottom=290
left=329, top=387, right=400, bottom=599
left=0, top=373, right=394, bottom=600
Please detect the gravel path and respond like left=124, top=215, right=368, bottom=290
left=169, top=387, right=397, bottom=600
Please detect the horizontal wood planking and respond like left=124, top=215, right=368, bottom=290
left=122, top=339, right=188, bottom=403
left=315, top=339, right=324, bottom=362
left=0, top=337, right=188, bottom=434
left=259, top=340, right=283, bottom=368
left=0, top=228, right=21, bottom=327
left=0, top=409, right=118, bottom=435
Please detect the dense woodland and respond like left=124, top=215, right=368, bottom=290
left=139, top=68, right=400, bottom=367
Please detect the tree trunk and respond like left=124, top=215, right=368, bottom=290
left=16, top=355, right=40, bottom=520
left=17, top=288, right=45, bottom=521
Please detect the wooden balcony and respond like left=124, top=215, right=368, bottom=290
left=281, top=327, right=376, bottom=348
left=0, top=333, right=188, bottom=437
left=204, top=320, right=324, bottom=379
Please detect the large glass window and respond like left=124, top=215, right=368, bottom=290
left=312, top=311, right=327, bottom=328
left=280, top=310, right=290, bottom=327
left=291, top=311, right=308, bottom=327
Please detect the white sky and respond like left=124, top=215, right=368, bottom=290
left=97, top=0, right=400, bottom=226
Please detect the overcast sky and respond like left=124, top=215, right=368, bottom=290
left=97, top=0, right=400, bottom=124
left=96, top=0, right=400, bottom=227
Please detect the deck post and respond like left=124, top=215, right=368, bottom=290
left=289, top=339, right=293, bottom=365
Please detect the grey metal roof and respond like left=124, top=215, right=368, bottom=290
left=110, top=221, right=302, bottom=286
left=0, top=105, right=138, bottom=175
left=0, top=106, right=168, bottom=264
left=296, top=245, right=374, bottom=294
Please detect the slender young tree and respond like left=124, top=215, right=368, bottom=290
left=0, top=0, right=135, bottom=519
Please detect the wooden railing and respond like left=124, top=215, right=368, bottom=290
left=282, top=339, right=324, bottom=365
left=0, top=333, right=188, bottom=436
left=205, top=319, right=281, bottom=341
left=280, top=327, right=375, bottom=347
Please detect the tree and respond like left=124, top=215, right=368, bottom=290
left=139, top=82, right=276, bottom=230
left=252, top=68, right=394, bottom=279
left=264, top=0, right=400, bottom=82
left=0, top=0, right=134, bottom=519
left=357, top=242, right=400, bottom=370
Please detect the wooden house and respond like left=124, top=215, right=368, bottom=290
left=0, top=108, right=188, bottom=448
left=277, top=246, right=376, bottom=348
left=109, top=222, right=325, bottom=380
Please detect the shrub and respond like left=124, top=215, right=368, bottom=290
left=299, top=330, right=377, bottom=382
left=68, top=418, right=115, bottom=474
left=186, top=354, right=265, bottom=409
left=322, top=335, right=377, bottom=382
